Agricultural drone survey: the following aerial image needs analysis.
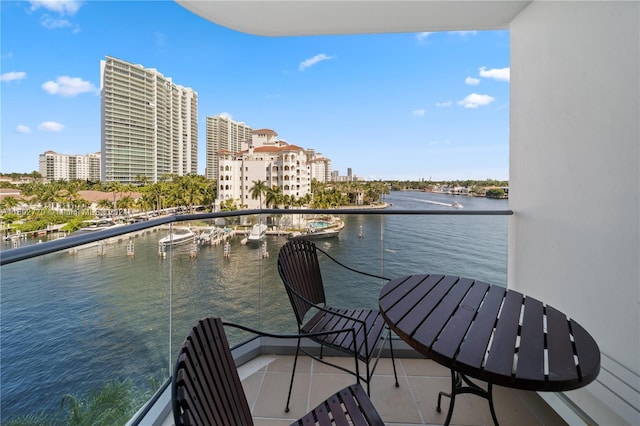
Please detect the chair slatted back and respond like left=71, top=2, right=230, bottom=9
left=278, top=239, right=327, bottom=326
left=292, top=383, right=385, bottom=426
left=172, top=317, right=253, bottom=426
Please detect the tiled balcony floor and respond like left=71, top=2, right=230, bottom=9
left=236, top=355, right=568, bottom=426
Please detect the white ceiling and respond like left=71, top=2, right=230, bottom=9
left=176, top=1, right=532, bottom=36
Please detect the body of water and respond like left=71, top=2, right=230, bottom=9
left=0, top=191, right=509, bottom=422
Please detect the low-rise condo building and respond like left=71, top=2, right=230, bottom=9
left=217, top=129, right=311, bottom=209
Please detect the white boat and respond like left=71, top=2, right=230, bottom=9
left=65, top=219, right=127, bottom=252
left=288, top=227, right=341, bottom=240
left=67, top=219, right=124, bottom=237
left=197, top=227, right=226, bottom=245
left=158, top=227, right=196, bottom=247
left=246, top=223, right=268, bottom=246
left=288, top=220, right=344, bottom=240
left=452, top=202, right=464, bottom=209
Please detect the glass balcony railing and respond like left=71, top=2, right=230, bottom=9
left=0, top=196, right=511, bottom=424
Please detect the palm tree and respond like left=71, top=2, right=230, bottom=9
left=0, top=196, right=19, bottom=210
left=135, top=174, right=149, bottom=187
left=265, top=185, right=283, bottom=209
left=97, top=199, right=112, bottom=210
left=201, top=180, right=217, bottom=212
left=133, top=196, right=151, bottom=215
left=105, top=181, right=124, bottom=210
left=144, top=183, right=165, bottom=212
left=181, top=174, right=209, bottom=212
left=249, top=180, right=268, bottom=209
left=116, top=195, right=135, bottom=215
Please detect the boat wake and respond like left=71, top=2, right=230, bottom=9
left=405, top=197, right=454, bottom=207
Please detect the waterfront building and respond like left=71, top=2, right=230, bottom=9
left=38, top=150, right=101, bottom=182
left=217, top=130, right=311, bottom=209
left=205, top=115, right=253, bottom=181
left=100, top=56, right=198, bottom=184
left=305, top=149, right=332, bottom=182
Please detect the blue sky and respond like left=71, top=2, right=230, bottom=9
left=1, top=0, right=510, bottom=181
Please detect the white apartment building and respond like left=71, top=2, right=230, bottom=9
left=217, top=131, right=311, bottom=209
left=305, top=149, right=332, bottom=183
left=205, top=115, right=253, bottom=181
left=100, top=56, right=198, bottom=184
left=39, top=151, right=101, bottom=181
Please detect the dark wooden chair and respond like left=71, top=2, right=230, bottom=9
left=172, top=317, right=386, bottom=426
left=277, top=239, right=399, bottom=413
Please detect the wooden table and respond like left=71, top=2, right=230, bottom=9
left=379, top=274, right=600, bottom=425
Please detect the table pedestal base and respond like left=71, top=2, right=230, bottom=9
left=437, top=369, right=499, bottom=426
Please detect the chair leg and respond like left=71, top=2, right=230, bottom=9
left=285, top=337, right=302, bottom=413
left=365, top=358, right=371, bottom=395
left=388, top=329, right=399, bottom=387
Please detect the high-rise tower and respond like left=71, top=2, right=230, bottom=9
left=205, top=115, right=253, bottom=181
left=100, top=56, right=198, bottom=184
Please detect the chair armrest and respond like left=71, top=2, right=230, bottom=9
left=284, top=283, right=372, bottom=329
left=223, top=320, right=356, bottom=343
left=222, top=320, right=362, bottom=383
left=315, top=246, right=390, bottom=281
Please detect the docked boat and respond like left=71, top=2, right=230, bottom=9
left=158, top=227, right=196, bottom=247
left=197, top=227, right=226, bottom=245
left=288, top=220, right=344, bottom=240
left=246, top=223, right=268, bottom=246
left=67, top=219, right=125, bottom=237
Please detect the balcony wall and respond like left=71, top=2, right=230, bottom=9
left=509, top=2, right=639, bottom=424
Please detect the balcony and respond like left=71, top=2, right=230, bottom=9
left=1, top=200, right=621, bottom=425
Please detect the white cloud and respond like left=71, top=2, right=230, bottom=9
left=16, top=125, right=31, bottom=134
left=41, top=15, right=72, bottom=29
left=218, top=112, right=233, bottom=119
left=465, top=77, right=480, bottom=85
left=416, top=32, right=431, bottom=42
left=436, top=101, right=452, bottom=108
left=29, top=0, right=82, bottom=16
left=452, top=31, right=477, bottom=37
left=458, top=93, right=495, bottom=108
left=42, top=76, right=96, bottom=96
left=1, top=71, right=27, bottom=82
left=29, top=1, right=81, bottom=31
left=479, top=66, right=510, bottom=82
left=417, top=31, right=475, bottom=43
left=298, top=53, right=334, bottom=71
left=412, top=109, right=426, bottom=117
left=38, top=121, right=64, bottom=132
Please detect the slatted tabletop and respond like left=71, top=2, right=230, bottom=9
left=379, top=274, right=600, bottom=391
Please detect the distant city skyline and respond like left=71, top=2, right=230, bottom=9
left=1, top=1, right=510, bottom=181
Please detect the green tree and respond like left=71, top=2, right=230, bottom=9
left=105, top=181, right=124, bottom=209
left=116, top=195, right=135, bottom=212
left=219, top=198, right=239, bottom=211
left=249, top=180, right=268, bottom=209
left=486, top=188, right=506, bottom=199
left=265, top=185, right=283, bottom=208
left=97, top=199, right=113, bottom=209
left=0, top=196, right=19, bottom=210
